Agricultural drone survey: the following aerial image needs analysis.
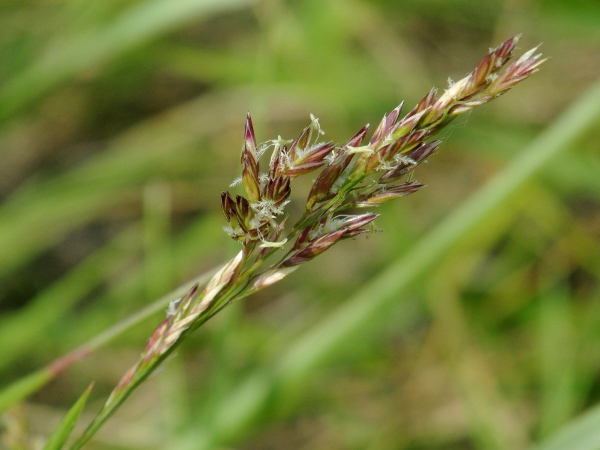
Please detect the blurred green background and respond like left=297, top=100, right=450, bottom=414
left=0, top=0, right=599, bottom=449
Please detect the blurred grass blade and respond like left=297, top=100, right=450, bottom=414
left=533, top=404, right=600, bottom=450
left=0, top=0, right=257, bottom=121
left=0, top=269, right=213, bottom=415
left=0, top=90, right=238, bottom=280
left=0, top=213, right=220, bottom=413
left=43, top=384, right=94, bottom=450
left=197, top=78, right=600, bottom=446
left=0, top=370, right=54, bottom=413
left=538, top=286, right=577, bottom=437
left=0, top=225, right=140, bottom=373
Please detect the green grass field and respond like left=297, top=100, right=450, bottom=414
left=0, top=1, right=599, bottom=449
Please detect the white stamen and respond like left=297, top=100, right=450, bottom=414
left=166, top=298, right=182, bottom=317
left=324, top=149, right=337, bottom=164
left=251, top=199, right=290, bottom=220
left=259, top=173, right=270, bottom=188
left=394, top=154, right=417, bottom=166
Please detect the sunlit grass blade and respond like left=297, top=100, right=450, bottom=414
left=532, top=403, right=600, bottom=450
left=538, top=286, right=577, bottom=437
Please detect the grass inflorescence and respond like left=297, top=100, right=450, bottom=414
left=61, top=35, right=545, bottom=449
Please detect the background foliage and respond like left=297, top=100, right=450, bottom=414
left=0, top=0, right=599, bottom=449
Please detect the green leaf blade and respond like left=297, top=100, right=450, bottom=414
left=43, top=383, right=94, bottom=450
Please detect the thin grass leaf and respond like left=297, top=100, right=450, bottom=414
left=43, top=384, right=94, bottom=450
left=0, top=269, right=214, bottom=414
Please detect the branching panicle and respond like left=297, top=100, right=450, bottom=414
left=69, top=35, right=544, bottom=449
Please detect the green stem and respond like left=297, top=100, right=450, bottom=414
left=0, top=271, right=214, bottom=415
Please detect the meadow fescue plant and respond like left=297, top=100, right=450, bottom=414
left=50, top=34, right=544, bottom=449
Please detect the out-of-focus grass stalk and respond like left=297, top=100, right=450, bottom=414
left=188, top=78, right=600, bottom=448
left=0, top=271, right=213, bottom=414
left=0, top=93, right=248, bottom=296
left=0, top=209, right=223, bottom=413
left=0, top=225, right=141, bottom=373
left=0, top=0, right=257, bottom=121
